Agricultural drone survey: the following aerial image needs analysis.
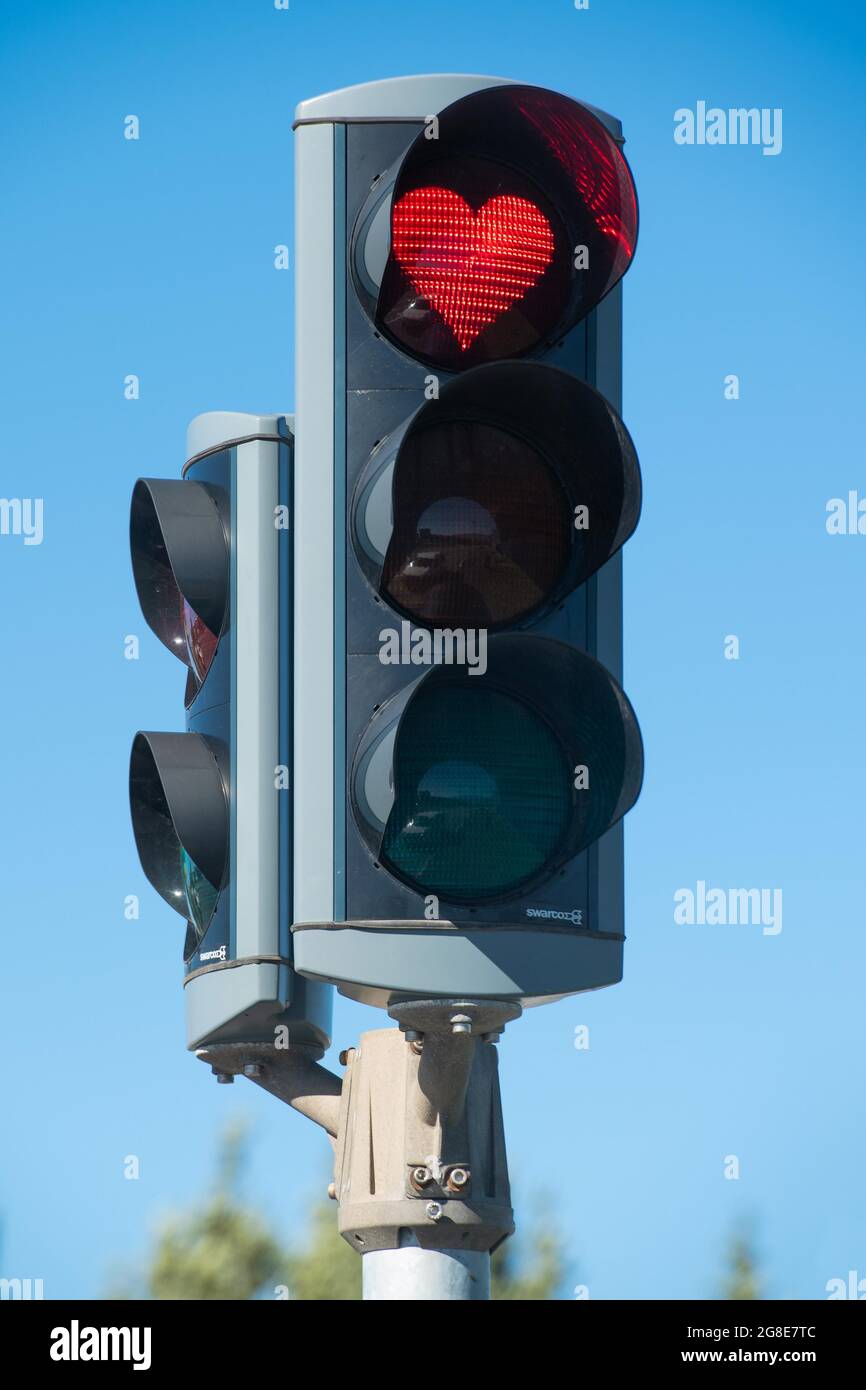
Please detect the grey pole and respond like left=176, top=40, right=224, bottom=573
left=363, top=1240, right=490, bottom=1301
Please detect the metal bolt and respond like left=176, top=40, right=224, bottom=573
left=425, top=1201, right=443, bottom=1222
left=410, top=1038, right=424, bottom=1055
left=446, top=1167, right=470, bottom=1193
left=327, top=1182, right=337, bottom=1201
left=403, top=1029, right=421, bottom=1043
left=214, top=1072, right=234, bottom=1085
left=450, top=1013, right=473, bottom=1035
left=242, top=1062, right=263, bottom=1079
left=410, top=1166, right=432, bottom=1192
left=481, top=1030, right=502, bottom=1044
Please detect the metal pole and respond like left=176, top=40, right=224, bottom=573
left=363, top=1239, right=490, bottom=1301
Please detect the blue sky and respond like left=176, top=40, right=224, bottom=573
left=1, top=0, right=865, bottom=1299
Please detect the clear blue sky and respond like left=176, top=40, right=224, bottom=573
left=2, top=0, right=865, bottom=1299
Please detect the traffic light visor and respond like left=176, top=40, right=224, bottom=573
left=129, top=732, right=228, bottom=949
left=130, top=479, right=228, bottom=698
left=352, top=636, right=643, bottom=905
left=353, top=362, right=641, bottom=630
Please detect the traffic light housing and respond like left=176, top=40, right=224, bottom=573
left=129, top=413, right=332, bottom=1053
left=290, top=76, right=643, bottom=1007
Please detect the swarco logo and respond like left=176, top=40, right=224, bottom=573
left=199, top=944, right=227, bottom=963
left=526, top=906, right=584, bottom=925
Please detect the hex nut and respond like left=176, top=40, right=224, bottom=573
left=446, top=1167, right=470, bottom=1193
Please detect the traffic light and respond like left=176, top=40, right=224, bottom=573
left=129, top=412, right=332, bottom=1053
left=291, top=77, right=643, bottom=1006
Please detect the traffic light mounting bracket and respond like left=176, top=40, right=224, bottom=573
left=196, top=994, right=518, bottom=1296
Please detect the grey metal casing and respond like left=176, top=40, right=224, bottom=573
left=291, top=77, right=630, bottom=1008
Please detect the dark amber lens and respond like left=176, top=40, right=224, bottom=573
left=381, top=419, right=572, bottom=628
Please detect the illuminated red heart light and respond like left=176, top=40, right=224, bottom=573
left=392, top=188, right=555, bottom=352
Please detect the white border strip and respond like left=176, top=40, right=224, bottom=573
left=293, top=123, right=335, bottom=924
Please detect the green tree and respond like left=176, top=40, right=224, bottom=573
left=110, top=1120, right=287, bottom=1301
left=110, top=1124, right=568, bottom=1300
left=492, top=1222, right=567, bottom=1300
left=722, top=1228, right=762, bottom=1301
left=284, top=1200, right=361, bottom=1300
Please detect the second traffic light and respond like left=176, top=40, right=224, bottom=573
left=129, top=413, right=332, bottom=1054
left=291, top=76, right=643, bottom=1006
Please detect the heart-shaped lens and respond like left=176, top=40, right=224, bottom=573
left=392, top=188, right=555, bottom=353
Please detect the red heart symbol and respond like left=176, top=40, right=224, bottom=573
left=392, top=187, right=555, bottom=351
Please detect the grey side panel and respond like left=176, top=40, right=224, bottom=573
left=294, top=124, right=336, bottom=925
left=334, top=125, right=348, bottom=920
left=233, top=439, right=279, bottom=960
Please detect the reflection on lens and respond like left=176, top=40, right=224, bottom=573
left=382, top=685, right=571, bottom=900
left=180, top=846, right=219, bottom=941
left=381, top=420, right=571, bottom=628
left=181, top=597, right=219, bottom=686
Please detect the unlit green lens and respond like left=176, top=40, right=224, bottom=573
left=180, top=847, right=219, bottom=939
left=382, top=685, right=571, bottom=899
